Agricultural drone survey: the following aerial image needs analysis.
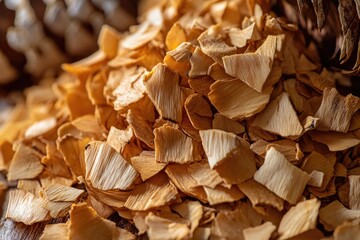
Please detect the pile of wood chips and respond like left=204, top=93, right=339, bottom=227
left=1, top=0, right=360, bottom=239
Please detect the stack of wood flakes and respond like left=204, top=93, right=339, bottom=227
left=1, top=0, right=360, bottom=239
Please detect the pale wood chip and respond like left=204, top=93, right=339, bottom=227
left=106, top=126, right=133, bottom=153
left=243, top=221, right=276, bottom=240
left=189, top=47, right=214, bottom=78
left=8, top=144, right=44, bottom=181
left=185, top=93, right=213, bottom=130
left=253, top=92, right=303, bottom=137
left=238, top=179, right=284, bottom=211
left=85, top=141, right=138, bottom=191
left=24, top=117, right=57, bottom=139
left=197, top=27, right=237, bottom=66
left=301, top=151, right=335, bottom=191
left=43, top=200, right=73, bottom=218
left=40, top=223, right=69, bottom=240
left=228, top=22, right=261, bottom=48
left=315, top=88, right=360, bottom=133
left=133, top=212, right=148, bottom=235
left=266, top=139, right=304, bottom=162
left=209, top=79, right=271, bottom=120
left=121, top=22, right=161, bottom=50
left=87, top=195, right=114, bottom=219
left=333, top=219, right=360, bottom=240
left=154, top=125, right=201, bottom=164
left=199, top=129, right=239, bottom=168
left=309, top=131, right=360, bottom=151
left=69, top=203, right=135, bottom=240
left=145, top=213, right=190, bottom=240
left=254, top=147, right=310, bottom=204
left=204, top=185, right=244, bottom=205
left=124, top=173, right=178, bottom=211
left=319, top=201, right=360, bottom=231
left=167, top=42, right=193, bottom=62
left=212, top=113, right=245, bottom=134
left=278, top=198, right=320, bottom=239
left=62, top=50, right=107, bottom=74
left=131, top=151, right=166, bottom=181
left=127, top=109, right=155, bottom=148
left=42, top=183, right=84, bottom=202
left=6, top=190, right=49, bottom=225
left=172, top=200, right=203, bottom=233
left=349, top=175, right=360, bottom=210
left=308, top=170, right=325, bottom=188
left=98, top=25, right=121, bottom=59
left=188, top=162, right=223, bottom=189
left=145, top=63, right=184, bottom=123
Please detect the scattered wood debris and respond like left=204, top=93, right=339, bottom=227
left=1, top=1, right=360, bottom=239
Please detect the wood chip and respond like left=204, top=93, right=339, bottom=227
left=40, top=223, right=68, bottom=240
left=315, top=88, right=360, bottom=132
left=253, top=92, right=303, bottom=137
left=349, top=175, right=360, bottom=210
left=228, top=23, right=261, bottom=48
left=84, top=141, right=138, bottom=191
left=309, top=131, right=360, bottom=151
left=8, top=144, right=44, bottom=181
left=41, top=183, right=84, bottom=202
left=24, top=117, right=57, bottom=139
left=131, top=151, right=166, bottom=181
left=243, top=221, right=276, bottom=240
left=189, top=47, right=214, bottom=78
left=333, top=219, right=360, bottom=240
left=6, top=190, right=49, bottom=225
left=145, top=63, right=184, bottom=123
left=278, top=198, right=320, bottom=239
left=184, top=93, right=213, bottom=130
left=254, top=147, right=310, bottom=204
left=204, top=185, right=244, bottom=205
left=212, top=113, right=245, bottom=134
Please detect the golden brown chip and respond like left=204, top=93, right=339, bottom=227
left=185, top=93, right=213, bottom=130
left=166, top=23, right=187, bottom=51
left=333, top=220, right=360, bottom=240
left=42, top=183, right=84, bottom=202
left=204, top=185, right=244, bottom=205
left=131, top=151, right=166, bottom=181
left=243, top=221, right=276, bottom=240
left=17, top=180, right=42, bottom=196
left=212, top=113, right=245, bottom=134
left=97, top=25, right=121, bottom=59
left=349, top=175, right=360, bottom=210
left=188, top=162, right=223, bottom=189
left=189, top=47, right=214, bottom=78
left=24, top=117, right=57, bottom=139
left=283, top=79, right=306, bottom=113
left=266, top=139, right=304, bottom=162
left=40, top=223, right=69, bottom=240
left=0, top=140, right=14, bottom=172
left=309, top=131, right=360, bottom=151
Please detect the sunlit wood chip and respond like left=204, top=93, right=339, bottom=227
left=111, top=66, right=147, bottom=112
left=189, top=47, right=214, bottom=78
left=166, top=23, right=187, bottom=51
left=42, top=183, right=84, bottom=202
left=18, top=180, right=42, bottom=196
left=253, top=92, right=303, bottom=137
left=40, top=223, right=69, bottom=240
left=43, top=200, right=73, bottom=218
left=62, top=51, right=107, bottom=74
left=243, top=221, right=276, bottom=240
left=308, top=170, right=325, bottom=188
left=254, top=147, right=310, bottom=204
left=238, top=179, right=284, bottom=211
left=301, top=151, right=335, bottom=191
left=212, top=113, right=245, bottom=135
left=309, top=131, right=360, bottom=151
left=188, top=162, right=223, bottom=189
left=145, top=213, right=190, bottom=240
left=167, top=42, right=193, bottom=62
left=278, top=198, right=320, bottom=239
left=185, top=93, right=212, bottom=130
left=106, top=126, right=133, bottom=153
left=199, top=129, right=239, bottom=168
left=333, top=219, right=360, bottom=240
left=69, top=203, right=135, bottom=240
left=145, top=63, right=184, bottom=123
left=165, top=164, right=208, bottom=202
left=154, top=125, right=201, bottom=164
left=131, top=151, right=166, bottom=181
left=0, top=140, right=13, bottom=172
left=315, top=88, right=360, bottom=133
left=172, top=200, right=203, bottom=233
left=24, top=117, right=57, bottom=139
left=121, top=22, right=161, bottom=50
left=228, top=22, right=261, bottom=48
left=127, top=109, right=154, bottom=148
left=85, top=141, right=138, bottom=191
left=213, top=139, right=257, bottom=184
left=8, top=144, right=44, bottom=181
left=209, top=79, right=271, bottom=120
left=197, top=27, right=237, bottom=66
left=223, top=35, right=277, bottom=92
left=319, top=201, right=360, bottom=231
left=204, top=185, right=244, bottom=205
left=97, top=25, right=121, bottom=59
left=266, top=139, right=304, bottom=162
left=6, top=190, right=49, bottom=225
left=124, top=173, right=178, bottom=211
left=349, top=175, right=360, bottom=210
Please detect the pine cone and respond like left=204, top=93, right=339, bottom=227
left=0, top=0, right=137, bottom=86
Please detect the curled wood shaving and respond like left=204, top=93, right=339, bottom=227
left=85, top=141, right=138, bottom=191
left=6, top=190, right=50, bottom=225
left=278, top=198, right=320, bottom=239
left=254, top=147, right=310, bottom=204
